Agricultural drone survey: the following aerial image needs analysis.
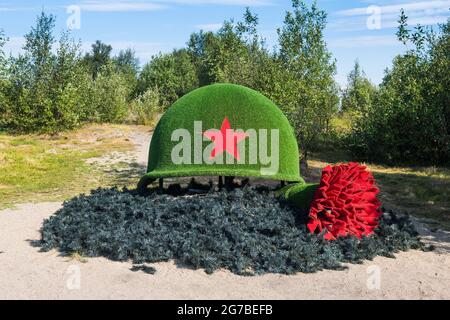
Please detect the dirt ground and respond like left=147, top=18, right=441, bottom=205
left=0, top=128, right=449, bottom=300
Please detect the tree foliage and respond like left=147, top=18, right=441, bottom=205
left=0, top=13, right=144, bottom=132
left=114, top=48, right=140, bottom=97
left=348, top=15, right=450, bottom=165
left=137, top=49, right=198, bottom=106
left=128, top=87, right=161, bottom=125
left=0, top=29, right=7, bottom=76
left=83, top=40, right=112, bottom=80
left=274, top=0, right=338, bottom=161
left=0, top=29, right=8, bottom=126
left=341, top=60, right=377, bottom=117
left=1, top=13, right=89, bottom=132
left=186, top=8, right=263, bottom=89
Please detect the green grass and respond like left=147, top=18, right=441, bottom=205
left=306, top=151, right=450, bottom=230
left=0, top=124, right=137, bottom=208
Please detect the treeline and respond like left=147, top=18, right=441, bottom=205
left=342, top=10, right=449, bottom=165
left=0, top=1, right=448, bottom=166
left=0, top=13, right=161, bottom=133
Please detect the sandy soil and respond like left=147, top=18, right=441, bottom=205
left=0, top=129, right=449, bottom=300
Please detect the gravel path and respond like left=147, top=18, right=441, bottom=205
left=0, top=129, right=449, bottom=300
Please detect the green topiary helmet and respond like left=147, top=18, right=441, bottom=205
left=138, top=83, right=301, bottom=190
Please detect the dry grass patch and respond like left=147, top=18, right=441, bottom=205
left=0, top=124, right=148, bottom=208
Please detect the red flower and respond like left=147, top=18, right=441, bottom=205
left=307, top=162, right=382, bottom=241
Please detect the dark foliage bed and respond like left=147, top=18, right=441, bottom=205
left=40, top=186, right=426, bottom=275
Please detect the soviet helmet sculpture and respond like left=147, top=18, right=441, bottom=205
left=138, top=83, right=301, bottom=190
left=138, top=83, right=383, bottom=241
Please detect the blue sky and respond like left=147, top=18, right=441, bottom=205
left=1, top=0, right=449, bottom=87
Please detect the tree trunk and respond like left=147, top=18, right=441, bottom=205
left=300, top=151, right=308, bottom=172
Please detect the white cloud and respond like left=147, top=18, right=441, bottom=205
left=0, top=6, right=35, bottom=12
left=2, top=36, right=25, bottom=56
left=194, top=23, right=222, bottom=32
left=78, top=1, right=167, bottom=12
left=406, top=15, right=449, bottom=25
left=330, top=15, right=449, bottom=32
left=157, top=0, right=272, bottom=6
left=76, top=0, right=272, bottom=13
left=337, top=0, right=450, bottom=16
left=328, top=35, right=399, bottom=48
left=331, top=0, right=450, bottom=31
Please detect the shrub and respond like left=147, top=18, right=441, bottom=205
left=1, top=15, right=92, bottom=133
left=90, top=66, right=129, bottom=123
left=128, top=87, right=162, bottom=125
left=0, top=14, right=136, bottom=132
left=0, top=79, right=10, bottom=131
left=346, top=17, right=450, bottom=165
left=136, top=49, right=198, bottom=107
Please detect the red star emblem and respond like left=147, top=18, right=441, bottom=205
left=204, top=117, right=248, bottom=160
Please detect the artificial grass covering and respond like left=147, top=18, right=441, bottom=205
left=40, top=185, right=425, bottom=275
left=138, top=84, right=301, bottom=190
left=279, top=182, right=319, bottom=214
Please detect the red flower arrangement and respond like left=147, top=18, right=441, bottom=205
left=307, top=162, right=382, bottom=241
